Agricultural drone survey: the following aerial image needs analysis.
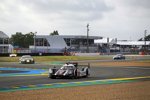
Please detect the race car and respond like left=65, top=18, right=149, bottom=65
left=113, top=54, right=125, bottom=60
left=9, top=53, right=17, bottom=57
left=19, top=55, right=35, bottom=64
left=48, top=62, right=90, bottom=79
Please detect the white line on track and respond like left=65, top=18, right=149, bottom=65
left=120, top=67, right=150, bottom=70
left=94, top=66, right=150, bottom=70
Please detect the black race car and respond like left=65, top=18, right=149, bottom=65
left=48, top=62, right=90, bottom=79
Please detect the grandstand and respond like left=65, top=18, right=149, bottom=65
left=29, top=35, right=102, bottom=53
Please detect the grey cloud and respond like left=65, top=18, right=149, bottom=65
left=0, top=0, right=24, bottom=22
left=20, top=0, right=113, bottom=21
left=0, top=0, right=149, bottom=40
left=122, top=0, right=150, bottom=9
left=22, top=0, right=111, bottom=12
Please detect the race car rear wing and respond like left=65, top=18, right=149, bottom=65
left=66, top=62, right=90, bottom=68
left=79, top=63, right=90, bottom=68
left=66, top=62, right=78, bottom=67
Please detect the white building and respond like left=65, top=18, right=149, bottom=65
left=95, top=38, right=150, bottom=53
left=30, top=35, right=102, bottom=53
left=0, top=31, right=13, bottom=53
left=95, top=38, right=150, bottom=46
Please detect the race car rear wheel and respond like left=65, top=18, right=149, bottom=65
left=48, top=74, right=56, bottom=79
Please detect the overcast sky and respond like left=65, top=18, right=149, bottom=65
left=0, top=0, right=150, bottom=40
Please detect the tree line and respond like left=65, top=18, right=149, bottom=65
left=139, top=34, right=150, bottom=41
left=10, top=31, right=59, bottom=48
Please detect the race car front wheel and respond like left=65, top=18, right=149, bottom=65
left=85, top=69, right=89, bottom=78
left=73, top=69, right=78, bottom=79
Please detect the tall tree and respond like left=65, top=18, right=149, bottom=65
left=50, top=30, right=59, bottom=35
left=24, top=32, right=34, bottom=48
left=10, top=32, right=24, bottom=48
left=139, top=34, right=150, bottom=41
left=10, top=32, right=34, bottom=48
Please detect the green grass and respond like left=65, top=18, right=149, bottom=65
left=1, top=55, right=150, bottom=63
left=0, top=56, right=111, bottom=62
left=137, top=59, right=150, bottom=63
left=0, top=57, right=19, bottom=62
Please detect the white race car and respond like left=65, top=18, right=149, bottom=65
left=9, top=54, right=17, bottom=57
left=19, top=55, right=35, bottom=64
left=113, top=54, right=125, bottom=60
left=48, top=62, right=90, bottom=79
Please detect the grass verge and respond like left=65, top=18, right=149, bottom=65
left=0, top=56, right=111, bottom=62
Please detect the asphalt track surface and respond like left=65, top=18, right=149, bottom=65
left=0, top=61, right=150, bottom=89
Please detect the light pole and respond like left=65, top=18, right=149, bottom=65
left=144, top=30, right=147, bottom=52
left=34, top=32, right=37, bottom=53
left=87, top=24, right=89, bottom=53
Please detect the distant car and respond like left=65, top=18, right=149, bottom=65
left=48, top=62, right=90, bottom=79
left=19, top=55, right=35, bottom=64
left=113, top=54, right=125, bottom=60
left=9, top=54, right=17, bottom=57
